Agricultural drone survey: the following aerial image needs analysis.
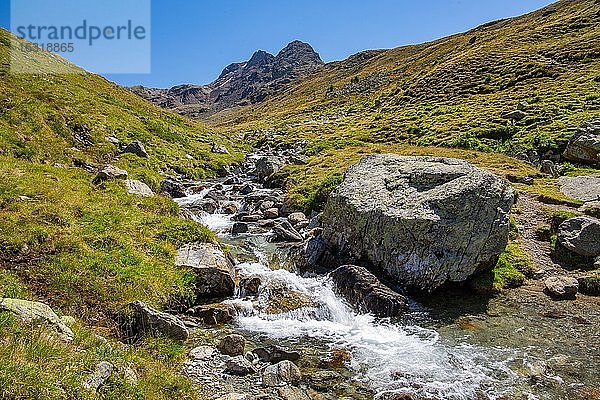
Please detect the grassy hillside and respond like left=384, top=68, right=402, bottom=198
left=210, top=0, right=599, bottom=157
left=0, top=30, right=242, bottom=399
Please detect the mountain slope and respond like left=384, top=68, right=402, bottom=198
left=0, top=30, right=240, bottom=399
left=130, top=40, right=324, bottom=117
left=209, top=0, right=599, bottom=157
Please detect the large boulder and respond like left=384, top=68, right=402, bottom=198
left=320, top=155, right=515, bottom=291
left=122, top=301, right=189, bottom=342
left=557, top=216, right=600, bottom=258
left=564, top=118, right=600, bottom=164
left=255, top=156, right=285, bottom=182
left=176, top=243, right=236, bottom=300
left=0, top=298, right=74, bottom=341
left=329, top=265, right=407, bottom=317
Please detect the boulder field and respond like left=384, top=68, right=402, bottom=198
left=318, top=154, right=515, bottom=291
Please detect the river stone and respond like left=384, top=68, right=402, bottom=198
left=187, top=303, right=238, bottom=325
left=222, top=202, right=239, bottom=214
left=557, top=216, right=600, bottom=258
left=123, top=140, right=149, bottom=158
left=176, top=243, right=235, bottom=300
left=189, top=345, right=217, bottom=361
left=239, top=183, right=254, bottom=195
left=225, top=355, right=257, bottom=376
left=160, top=179, right=187, bottom=198
left=320, top=155, right=515, bottom=291
left=273, top=220, right=303, bottom=242
left=564, top=118, right=600, bottom=164
left=231, top=222, right=249, bottom=234
left=0, top=298, right=74, bottom=341
left=123, top=301, right=189, bottom=341
left=187, top=198, right=218, bottom=214
left=252, top=346, right=302, bottom=364
left=262, top=360, right=302, bottom=387
left=93, top=165, right=128, bottom=183
left=125, top=179, right=154, bottom=197
left=258, top=280, right=317, bottom=314
left=218, top=334, right=246, bottom=356
left=288, top=212, right=308, bottom=226
left=329, top=265, right=407, bottom=317
left=544, top=276, right=579, bottom=299
left=264, top=208, right=280, bottom=219
left=83, top=361, right=114, bottom=392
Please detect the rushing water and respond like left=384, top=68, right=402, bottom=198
left=177, top=178, right=600, bottom=400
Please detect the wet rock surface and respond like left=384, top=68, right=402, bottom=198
left=330, top=265, right=408, bottom=317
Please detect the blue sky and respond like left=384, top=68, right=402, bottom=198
left=1, top=0, right=555, bottom=88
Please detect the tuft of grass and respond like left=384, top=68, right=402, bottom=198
left=470, top=242, right=533, bottom=294
left=0, top=312, right=198, bottom=400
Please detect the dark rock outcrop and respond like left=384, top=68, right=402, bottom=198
left=160, top=179, right=187, bottom=198
left=320, top=154, right=515, bottom=291
left=329, top=265, right=407, bottom=317
left=252, top=346, right=302, bottom=364
left=123, top=140, right=149, bottom=158
left=130, top=41, right=324, bottom=117
left=187, top=303, right=238, bottom=325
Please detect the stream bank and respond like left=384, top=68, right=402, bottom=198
left=171, top=145, right=600, bottom=400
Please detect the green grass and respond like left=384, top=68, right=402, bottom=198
left=0, top=29, right=240, bottom=398
left=517, top=179, right=584, bottom=207
left=0, top=312, right=198, bottom=400
left=470, top=242, right=534, bottom=293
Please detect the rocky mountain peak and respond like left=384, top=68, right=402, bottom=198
left=130, top=40, right=324, bottom=116
left=276, top=40, right=324, bottom=67
left=247, top=50, right=276, bottom=68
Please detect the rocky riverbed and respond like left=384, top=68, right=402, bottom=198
left=159, top=145, right=600, bottom=400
